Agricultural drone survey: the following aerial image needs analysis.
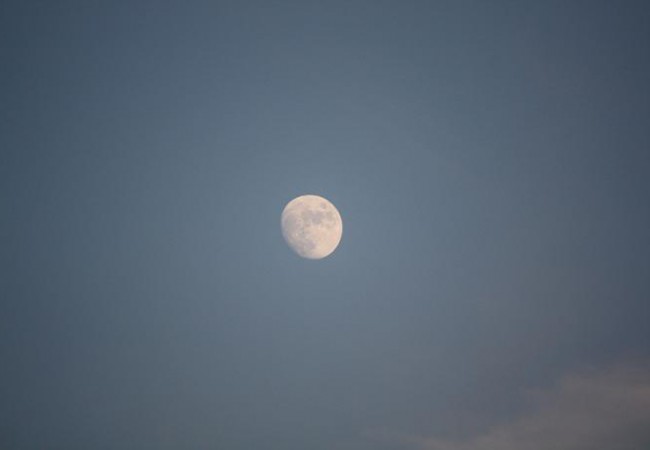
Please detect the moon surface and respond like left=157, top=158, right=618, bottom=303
left=281, top=195, right=343, bottom=259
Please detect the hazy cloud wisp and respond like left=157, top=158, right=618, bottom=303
left=391, top=363, right=650, bottom=450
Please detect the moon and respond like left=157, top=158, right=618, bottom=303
left=281, top=195, right=343, bottom=259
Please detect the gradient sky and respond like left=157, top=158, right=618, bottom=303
left=2, top=2, right=650, bottom=449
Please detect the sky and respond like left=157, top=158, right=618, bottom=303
left=1, top=1, right=649, bottom=449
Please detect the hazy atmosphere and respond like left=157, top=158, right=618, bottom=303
left=2, top=2, right=649, bottom=449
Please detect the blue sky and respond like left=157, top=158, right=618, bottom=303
left=2, top=2, right=649, bottom=449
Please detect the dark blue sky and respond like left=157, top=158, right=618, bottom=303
left=2, top=2, right=649, bottom=449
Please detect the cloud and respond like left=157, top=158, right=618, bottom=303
left=384, top=362, right=650, bottom=450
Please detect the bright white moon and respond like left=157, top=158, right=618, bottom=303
left=281, top=195, right=343, bottom=259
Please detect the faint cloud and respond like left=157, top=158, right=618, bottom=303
left=379, top=362, right=650, bottom=450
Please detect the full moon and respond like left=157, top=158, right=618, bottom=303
left=281, top=195, right=343, bottom=259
